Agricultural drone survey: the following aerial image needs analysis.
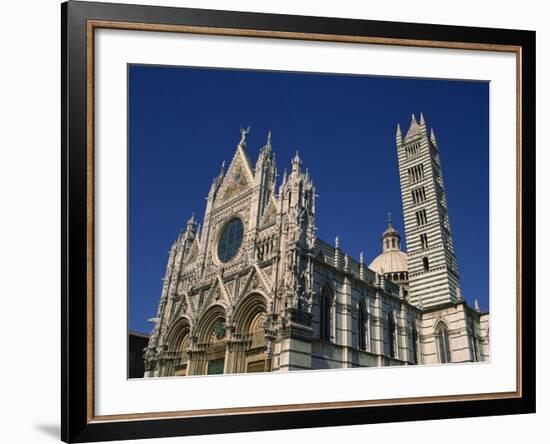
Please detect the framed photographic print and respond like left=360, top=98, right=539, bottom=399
left=61, top=1, right=536, bottom=442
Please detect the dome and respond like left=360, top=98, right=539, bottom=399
left=368, top=214, right=409, bottom=284
left=368, top=249, right=408, bottom=275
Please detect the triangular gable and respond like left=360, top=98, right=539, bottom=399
left=238, top=264, right=271, bottom=299
left=203, top=275, right=231, bottom=308
left=216, top=146, right=255, bottom=206
left=259, top=196, right=278, bottom=226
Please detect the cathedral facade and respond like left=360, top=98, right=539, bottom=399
left=143, top=114, right=490, bottom=377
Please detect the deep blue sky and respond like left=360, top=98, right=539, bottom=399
left=129, top=65, right=489, bottom=335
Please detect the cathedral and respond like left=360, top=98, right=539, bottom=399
left=143, top=114, right=490, bottom=377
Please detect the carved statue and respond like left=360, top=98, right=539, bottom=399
left=239, top=126, right=250, bottom=145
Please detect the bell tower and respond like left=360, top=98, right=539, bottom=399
left=396, top=113, right=462, bottom=307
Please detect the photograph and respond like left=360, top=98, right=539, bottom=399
left=128, top=65, right=490, bottom=378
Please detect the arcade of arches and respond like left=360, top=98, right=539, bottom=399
left=160, top=293, right=270, bottom=376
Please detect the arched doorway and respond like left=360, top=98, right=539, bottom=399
left=193, top=305, right=227, bottom=375
left=163, top=317, right=191, bottom=376
left=232, top=293, right=268, bottom=374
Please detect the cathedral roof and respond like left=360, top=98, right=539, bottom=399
left=368, top=249, right=408, bottom=275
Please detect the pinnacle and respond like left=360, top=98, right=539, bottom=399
left=430, top=128, right=437, bottom=144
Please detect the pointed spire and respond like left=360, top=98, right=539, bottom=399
left=387, top=212, right=393, bottom=227
left=396, top=123, right=403, bottom=146
left=186, top=213, right=197, bottom=235
left=219, top=160, right=225, bottom=176
left=266, top=130, right=272, bottom=147
left=404, top=112, right=424, bottom=141
left=334, top=235, right=341, bottom=269
left=282, top=168, right=288, bottom=185
left=359, top=251, right=366, bottom=280
left=474, top=298, right=480, bottom=312
left=430, top=128, right=437, bottom=145
left=291, top=150, right=302, bottom=173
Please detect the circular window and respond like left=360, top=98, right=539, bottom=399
left=217, top=218, right=244, bottom=263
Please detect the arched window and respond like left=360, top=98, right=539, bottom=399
left=423, top=256, right=430, bottom=272
left=358, top=301, right=368, bottom=351
left=392, top=238, right=396, bottom=248
left=388, top=312, right=396, bottom=358
left=411, top=321, right=419, bottom=365
left=319, top=285, right=332, bottom=342
left=470, top=319, right=480, bottom=362
left=436, top=322, right=451, bottom=363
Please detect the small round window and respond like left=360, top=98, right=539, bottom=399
left=217, top=218, right=244, bottom=263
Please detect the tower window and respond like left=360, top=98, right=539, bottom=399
left=407, top=164, right=425, bottom=184
left=420, top=233, right=428, bottom=249
left=415, top=209, right=427, bottom=226
left=422, top=256, right=430, bottom=272
left=411, top=186, right=426, bottom=205
left=405, top=142, right=421, bottom=159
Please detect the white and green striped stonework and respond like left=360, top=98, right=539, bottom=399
left=396, top=113, right=462, bottom=308
left=143, top=122, right=489, bottom=378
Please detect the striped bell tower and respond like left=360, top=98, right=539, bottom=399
left=396, top=113, right=462, bottom=308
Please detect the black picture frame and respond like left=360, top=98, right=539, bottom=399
left=62, top=1, right=536, bottom=442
